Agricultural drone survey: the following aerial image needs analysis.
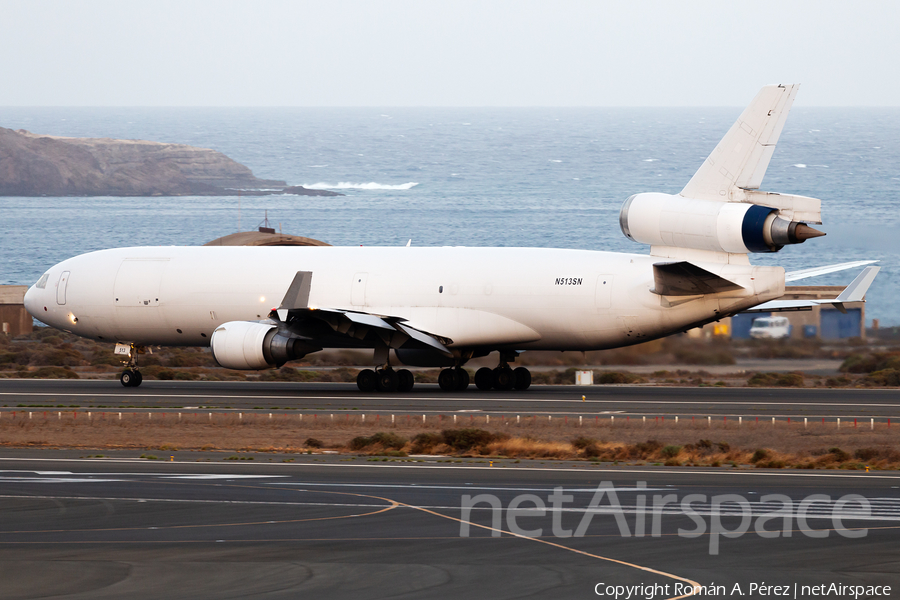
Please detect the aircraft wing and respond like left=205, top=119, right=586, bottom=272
left=744, top=266, right=880, bottom=314
left=785, top=260, right=879, bottom=282
left=274, top=306, right=454, bottom=356
left=272, top=271, right=453, bottom=355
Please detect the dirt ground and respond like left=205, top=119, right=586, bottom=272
left=1, top=411, right=897, bottom=469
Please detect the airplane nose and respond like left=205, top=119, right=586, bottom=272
left=23, top=286, right=37, bottom=317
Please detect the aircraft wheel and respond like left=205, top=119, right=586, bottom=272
left=493, top=366, right=515, bottom=391
left=133, top=370, right=143, bottom=387
left=375, top=369, right=398, bottom=393
left=438, top=368, right=458, bottom=391
left=455, top=368, right=470, bottom=391
left=120, top=370, right=137, bottom=387
left=513, top=367, right=531, bottom=390
left=474, top=367, right=493, bottom=391
left=357, top=369, right=377, bottom=392
left=397, top=369, right=415, bottom=393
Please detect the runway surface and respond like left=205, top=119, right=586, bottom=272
left=1, top=379, right=899, bottom=419
left=0, top=455, right=897, bottom=599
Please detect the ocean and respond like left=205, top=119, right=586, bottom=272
left=1, top=107, right=898, bottom=324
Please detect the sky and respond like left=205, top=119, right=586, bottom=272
left=2, top=0, right=899, bottom=107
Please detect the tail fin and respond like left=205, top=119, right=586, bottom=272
left=681, top=84, right=799, bottom=201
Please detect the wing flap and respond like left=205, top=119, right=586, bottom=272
left=652, top=261, right=744, bottom=296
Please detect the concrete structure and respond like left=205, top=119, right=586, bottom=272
left=0, top=286, right=33, bottom=336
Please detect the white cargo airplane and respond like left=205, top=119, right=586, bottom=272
left=24, top=84, right=879, bottom=392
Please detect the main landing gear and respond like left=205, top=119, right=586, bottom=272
left=437, top=367, right=470, bottom=391
left=473, top=352, right=531, bottom=391
left=119, top=343, right=144, bottom=387
left=357, top=367, right=415, bottom=393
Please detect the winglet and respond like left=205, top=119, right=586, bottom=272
left=835, top=266, right=880, bottom=303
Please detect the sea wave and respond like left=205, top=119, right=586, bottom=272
left=303, top=182, right=420, bottom=190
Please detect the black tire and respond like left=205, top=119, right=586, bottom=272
left=375, top=369, right=398, bottom=393
left=357, top=369, right=377, bottom=392
left=513, top=367, right=531, bottom=390
left=397, top=369, right=415, bottom=393
left=438, top=368, right=458, bottom=391
left=474, top=367, right=493, bottom=391
left=493, top=367, right=515, bottom=391
left=455, top=368, right=470, bottom=391
left=120, top=370, right=135, bottom=387
left=133, top=370, right=143, bottom=387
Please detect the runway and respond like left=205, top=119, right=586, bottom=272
left=0, top=455, right=897, bottom=599
left=1, top=379, right=899, bottom=419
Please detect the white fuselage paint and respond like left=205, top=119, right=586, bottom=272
left=24, top=245, right=785, bottom=353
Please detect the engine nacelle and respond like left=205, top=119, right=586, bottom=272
left=210, top=321, right=318, bottom=370
left=619, top=193, right=824, bottom=253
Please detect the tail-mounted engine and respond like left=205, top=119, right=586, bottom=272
left=210, top=320, right=319, bottom=370
left=619, top=192, right=824, bottom=254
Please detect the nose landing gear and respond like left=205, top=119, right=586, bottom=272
left=118, top=343, right=144, bottom=387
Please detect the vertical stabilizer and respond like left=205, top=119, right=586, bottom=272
left=681, top=84, right=799, bottom=201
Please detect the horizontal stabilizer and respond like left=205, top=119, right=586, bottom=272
left=785, top=260, right=879, bottom=282
left=652, top=261, right=744, bottom=296
left=745, top=266, right=880, bottom=313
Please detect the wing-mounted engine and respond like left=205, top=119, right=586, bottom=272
left=210, top=320, right=320, bottom=370
left=619, top=84, right=825, bottom=256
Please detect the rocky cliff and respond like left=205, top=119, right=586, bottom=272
left=0, top=127, right=338, bottom=196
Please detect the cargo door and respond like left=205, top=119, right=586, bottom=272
left=114, top=259, right=168, bottom=307
left=56, top=271, right=70, bottom=305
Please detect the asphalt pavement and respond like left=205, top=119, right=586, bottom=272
left=1, top=379, right=899, bottom=419
left=0, top=455, right=897, bottom=599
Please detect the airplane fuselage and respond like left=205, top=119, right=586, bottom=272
left=25, top=245, right=785, bottom=353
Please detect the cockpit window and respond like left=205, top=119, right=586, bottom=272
left=35, top=273, right=49, bottom=289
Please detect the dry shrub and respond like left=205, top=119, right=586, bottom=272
left=410, top=432, right=444, bottom=453
left=597, top=371, right=644, bottom=384
left=348, top=431, right=407, bottom=451
left=486, top=438, right=575, bottom=459
left=747, top=372, right=804, bottom=387
left=860, top=369, right=900, bottom=387
left=854, top=446, right=900, bottom=462
left=441, top=428, right=506, bottom=451
left=841, top=352, right=900, bottom=374
left=21, top=366, right=79, bottom=379
left=29, top=347, right=85, bottom=366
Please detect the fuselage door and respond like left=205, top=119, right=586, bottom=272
left=56, top=271, right=70, bottom=305
left=351, top=272, right=368, bottom=307
left=595, top=275, right=613, bottom=309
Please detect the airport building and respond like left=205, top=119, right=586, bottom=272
left=691, top=285, right=867, bottom=340
left=0, top=286, right=33, bottom=337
